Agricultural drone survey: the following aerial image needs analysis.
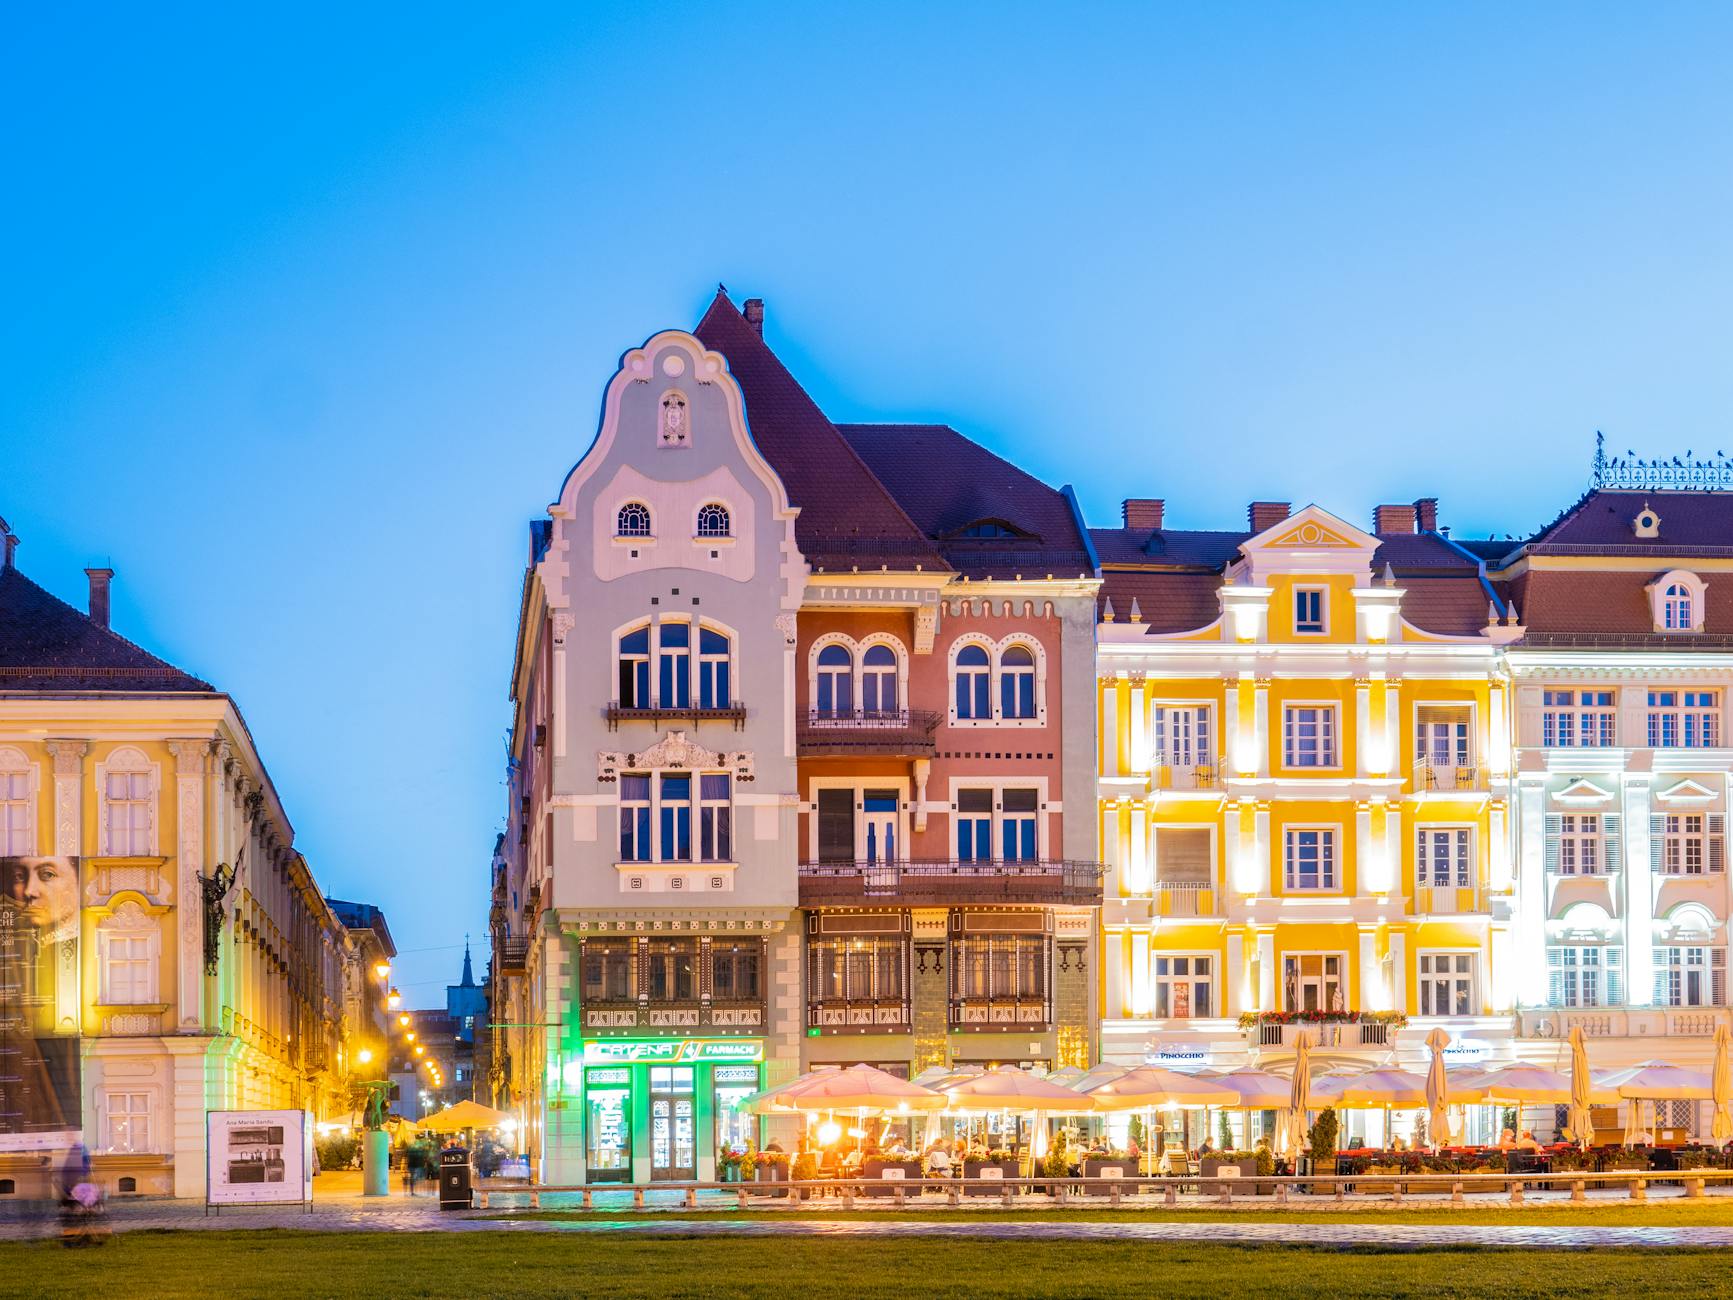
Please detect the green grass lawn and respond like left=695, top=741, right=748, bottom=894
left=483, top=1199, right=1733, bottom=1228
left=3, top=1232, right=1733, bottom=1299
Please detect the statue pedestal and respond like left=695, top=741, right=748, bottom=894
left=363, top=1130, right=390, bottom=1197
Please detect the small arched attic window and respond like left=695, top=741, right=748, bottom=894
left=696, top=503, right=730, bottom=538
left=616, top=502, right=653, bottom=538
left=1649, top=570, right=1706, bottom=633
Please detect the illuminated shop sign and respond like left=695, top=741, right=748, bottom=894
left=581, top=1038, right=764, bottom=1065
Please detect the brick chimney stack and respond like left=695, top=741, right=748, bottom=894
left=0, top=517, right=16, bottom=569
left=1248, top=501, right=1291, bottom=533
left=1414, top=498, right=1439, bottom=532
left=743, top=298, right=765, bottom=336
left=1373, top=504, right=1418, bottom=534
left=1122, top=499, right=1165, bottom=531
left=85, top=567, right=113, bottom=629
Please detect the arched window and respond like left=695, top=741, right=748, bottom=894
left=698, top=628, right=731, bottom=709
left=696, top=503, right=731, bottom=538
left=1665, top=583, right=1693, bottom=631
left=616, top=502, right=652, bottom=537
left=618, top=625, right=651, bottom=707
left=861, top=645, right=898, bottom=717
left=955, top=645, right=991, bottom=720
left=658, top=622, right=691, bottom=708
left=816, top=645, right=853, bottom=719
left=999, top=645, right=1037, bottom=719
left=0, top=748, right=32, bottom=856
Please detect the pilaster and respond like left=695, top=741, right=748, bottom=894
left=44, top=739, right=87, bottom=856
left=168, top=739, right=211, bottom=1030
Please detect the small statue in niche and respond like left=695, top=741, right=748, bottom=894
left=660, top=390, right=689, bottom=447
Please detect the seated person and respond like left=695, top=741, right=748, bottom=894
left=1390, top=1135, right=1408, bottom=1152
left=1196, top=1139, right=1215, bottom=1158
left=925, top=1143, right=953, bottom=1175
left=1515, top=1130, right=1542, bottom=1152
left=1496, top=1128, right=1518, bottom=1151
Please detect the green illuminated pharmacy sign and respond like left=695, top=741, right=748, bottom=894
left=581, top=1038, right=764, bottom=1066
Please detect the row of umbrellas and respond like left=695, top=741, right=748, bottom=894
left=743, top=1023, right=1733, bottom=1151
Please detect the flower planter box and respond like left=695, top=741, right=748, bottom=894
left=861, top=1159, right=922, bottom=1195
left=1082, top=1159, right=1143, bottom=1192
left=962, top=1160, right=1018, bottom=1194
left=752, top=1163, right=789, bottom=1182
left=1200, top=1156, right=1266, bottom=1194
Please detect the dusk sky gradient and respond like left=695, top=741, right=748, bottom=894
left=6, top=4, right=1731, bottom=1003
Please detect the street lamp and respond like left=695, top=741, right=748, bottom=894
left=387, top=992, right=402, bottom=1011
left=398, top=1013, right=411, bottom=1027
left=356, top=1048, right=374, bottom=1066
left=374, top=962, right=391, bottom=981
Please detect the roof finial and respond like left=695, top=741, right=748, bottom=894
left=1128, top=598, right=1143, bottom=624
left=1102, top=598, right=1115, bottom=624
left=1381, top=562, right=1396, bottom=588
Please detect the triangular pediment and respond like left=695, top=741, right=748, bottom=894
left=1553, top=778, right=1614, bottom=804
left=1656, top=778, right=1718, bottom=803
left=1234, top=505, right=1381, bottom=582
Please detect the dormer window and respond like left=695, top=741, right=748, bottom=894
left=1649, top=569, right=1706, bottom=633
left=1634, top=505, right=1661, bottom=538
left=956, top=520, right=1020, bottom=538
left=616, top=502, right=653, bottom=538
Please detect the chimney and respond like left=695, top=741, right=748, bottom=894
left=0, top=517, right=16, bottom=569
left=1248, top=501, right=1291, bottom=533
left=1413, top=498, right=1438, bottom=532
left=742, top=298, right=765, bottom=336
left=85, top=567, right=113, bottom=629
left=1122, top=498, right=1165, bottom=531
left=1373, top=504, right=1418, bottom=534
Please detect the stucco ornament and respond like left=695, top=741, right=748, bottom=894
left=597, top=731, right=756, bottom=782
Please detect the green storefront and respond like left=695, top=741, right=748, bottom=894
left=576, top=1038, right=762, bottom=1184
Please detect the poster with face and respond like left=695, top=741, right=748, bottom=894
left=0, top=857, right=82, bottom=1152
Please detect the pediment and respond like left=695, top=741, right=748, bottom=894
left=1235, top=506, right=1381, bottom=583
left=1655, top=779, right=1718, bottom=803
left=1553, top=778, right=1614, bottom=804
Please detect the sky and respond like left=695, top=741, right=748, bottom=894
left=5, top=3, right=1732, bottom=1004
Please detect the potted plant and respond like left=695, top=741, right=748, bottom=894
left=1041, top=1128, right=1072, bottom=1192
left=1199, top=1148, right=1259, bottom=1192
left=753, top=1149, right=791, bottom=1183
left=1306, top=1107, right=1339, bottom=1192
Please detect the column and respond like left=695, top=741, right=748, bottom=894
left=1488, top=802, right=1512, bottom=894
left=1383, top=682, right=1403, bottom=782
left=169, top=740, right=210, bottom=1031
left=1101, top=681, right=1121, bottom=777
left=1358, top=929, right=1382, bottom=1011
left=1252, top=680, right=1271, bottom=778
left=1355, top=680, right=1373, bottom=777
left=1104, top=931, right=1125, bottom=1020
left=1128, top=680, right=1148, bottom=774
left=1129, top=933, right=1151, bottom=1017
left=1225, top=932, right=1246, bottom=1015
left=1252, top=804, right=1272, bottom=896
left=1384, top=804, right=1404, bottom=903
left=1387, top=932, right=1408, bottom=1013
left=1103, top=803, right=1125, bottom=894
left=1223, top=684, right=1241, bottom=774
left=1355, top=802, right=1375, bottom=896
left=1255, top=932, right=1276, bottom=1012
left=44, top=740, right=87, bottom=856
left=1486, top=683, right=1511, bottom=778
left=1127, top=803, right=1150, bottom=896
left=1623, top=771, right=1656, bottom=1006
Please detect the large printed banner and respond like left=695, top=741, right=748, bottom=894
left=0, top=857, right=82, bottom=1152
left=206, top=1110, right=312, bottom=1206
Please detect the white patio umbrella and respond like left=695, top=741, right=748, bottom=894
left=1567, top=1026, right=1594, bottom=1150
left=1279, top=1032, right=1314, bottom=1159
left=1069, top=1063, right=1129, bottom=1094
left=1085, top=1065, right=1236, bottom=1174
left=1617, top=1061, right=1713, bottom=1146
left=1045, top=1066, right=1087, bottom=1087
left=1213, top=1068, right=1294, bottom=1110
left=742, top=1066, right=841, bottom=1115
left=783, top=1064, right=948, bottom=1113
left=1425, top=1028, right=1454, bottom=1148
left=1337, top=1068, right=1431, bottom=1108
left=1715, top=1025, right=1733, bottom=1143
left=942, top=1066, right=1092, bottom=1112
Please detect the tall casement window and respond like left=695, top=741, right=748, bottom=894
left=1283, top=828, right=1337, bottom=890
left=657, top=624, right=691, bottom=708
left=617, top=621, right=734, bottom=711
left=1152, top=706, right=1212, bottom=779
left=999, top=645, right=1037, bottom=719
left=697, top=629, right=730, bottom=709
left=1417, top=827, right=1472, bottom=888
left=659, top=775, right=692, bottom=861
left=1542, top=690, right=1617, bottom=747
left=1282, top=705, right=1337, bottom=768
left=1664, top=583, right=1694, bottom=631
left=104, top=1092, right=152, bottom=1154
left=815, top=645, right=853, bottom=718
left=816, top=789, right=855, bottom=863
left=0, top=751, right=32, bottom=856
left=618, top=770, right=735, bottom=863
left=1647, top=690, right=1720, bottom=747
left=99, top=926, right=158, bottom=1004
left=619, top=775, right=652, bottom=861
left=1653, top=813, right=1725, bottom=876
left=581, top=939, right=634, bottom=1001
left=955, top=645, right=991, bottom=719
left=618, top=627, right=651, bottom=706
left=1656, top=947, right=1725, bottom=1007
left=645, top=938, right=698, bottom=1000
left=1293, top=587, right=1326, bottom=635
left=1282, top=953, right=1343, bottom=1012
left=1001, top=788, right=1039, bottom=861
left=956, top=789, right=992, bottom=861
left=698, top=775, right=731, bottom=861
left=1546, top=813, right=1613, bottom=876
left=1152, top=955, right=1213, bottom=1018
left=711, top=940, right=762, bottom=1000
left=616, top=501, right=653, bottom=537
left=1548, top=945, right=1622, bottom=1007
left=101, top=749, right=154, bottom=856
left=1419, top=952, right=1477, bottom=1016
left=860, top=645, right=898, bottom=716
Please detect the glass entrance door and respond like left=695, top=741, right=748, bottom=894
left=584, top=1068, right=633, bottom=1184
left=863, top=790, right=899, bottom=863
left=650, top=1066, right=696, bottom=1180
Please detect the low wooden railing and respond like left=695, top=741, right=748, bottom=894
left=473, top=1169, right=1733, bottom=1211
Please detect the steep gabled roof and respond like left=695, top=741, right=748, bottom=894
left=0, top=564, right=212, bottom=692
left=838, top=423, right=1093, bottom=578
left=693, top=292, right=948, bottom=573
left=1522, top=489, right=1733, bottom=556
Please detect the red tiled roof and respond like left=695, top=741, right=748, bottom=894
left=693, top=292, right=948, bottom=573
left=1098, top=571, right=1224, bottom=632
left=0, top=565, right=212, bottom=692
left=838, top=423, right=1093, bottom=578
left=1510, top=569, right=1733, bottom=640
left=1089, top=528, right=1248, bottom=568
left=1525, top=490, right=1733, bottom=554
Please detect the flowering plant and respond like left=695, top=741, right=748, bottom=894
left=1235, top=1010, right=1408, bottom=1028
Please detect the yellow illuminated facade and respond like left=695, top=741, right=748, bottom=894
left=1096, top=504, right=1521, bottom=1135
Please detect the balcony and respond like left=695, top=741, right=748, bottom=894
left=580, top=997, right=766, bottom=1036
left=498, top=936, right=530, bottom=975
left=1153, top=761, right=1224, bottom=792
left=1413, top=759, right=1488, bottom=793
left=1154, top=881, right=1218, bottom=918
left=1246, top=1018, right=1403, bottom=1050
left=796, top=709, right=941, bottom=757
left=1415, top=884, right=1490, bottom=916
left=808, top=998, right=911, bottom=1034
left=799, top=859, right=1105, bottom=907
left=950, top=995, right=1052, bottom=1031
left=1517, top=1007, right=1732, bottom=1040
left=604, top=703, right=747, bottom=731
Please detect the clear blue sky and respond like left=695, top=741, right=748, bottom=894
left=6, top=4, right=1731, bottom=1003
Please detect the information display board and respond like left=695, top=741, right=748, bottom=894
left=206, top=1109, right=312, bottom=1208
left=0, top=857, right=82, bottom=1153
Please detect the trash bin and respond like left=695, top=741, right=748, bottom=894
left=439, top=1147, right=474, bottom=1211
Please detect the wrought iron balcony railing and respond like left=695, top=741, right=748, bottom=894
left=799, top=858, right=1104, bottom=906
left=797, top=708, right=942, bottom=756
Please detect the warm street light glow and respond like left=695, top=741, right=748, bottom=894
left=415, top=1045, right=425, bottom=1056
left=387, top=993, right=402, bottom=1011
left=406, top=1032, right=415, bottom=1042
left=356, top=1048, right=373, bottom=1065
left=817, top=1121, right=842, bottom=1146
left=374, top=963, right=391, bottom=980
left=398, top=1013, right=411, bottom=1027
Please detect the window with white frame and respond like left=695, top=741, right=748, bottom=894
left=1419, top=951, right=1477, bottom=1016
left=1663, top=583, right=1694, bottom=631
left=1547, top=814, right=1610, bottom=875
left=618, top=621, right=733, bottom=710
left=657, top=623, right=691, bottom=708
left=1417, top=827, right=1472, bottom=888
left=618, top=626, right=651, bottom=706
left=0, top=755, right=31, bottom=855
left=697, top=628, right=731, bottom=709
left=616, top=501, right=652, bottom=537
left=954, top=786, right=1040, bottom=862
left=1548, top=945, right=1622, bottom=1008
left=1152, top=954, right=1213, bottom=1018
left=1283, top=828, right=1337, bottom=890
left=815, top=644, right=853, bottom=717
left=617, top=770, right=736, bottom=864
left=1647, top=690, right=1720, bottom=748
left=619, top=775, right=652, bottom=862
left=104, top=1091, right=151, bottom=1154
left=956, top=789, right=992, bottom=861
left=1151, top=705, right=1213, bottom=780
left=999, top=645, right=1037, bottom=719
left=1657, top=946, right=1724, bottom=1007
left=698, top=775, right=732, bottom=861
left=101, top=754, right=153, bottom=856
left=659, top=773, right=692, bottom=861
left=1282, top=952, right=1343, bottom=1012
left=1293, top=586, right=1326, bottom=635
left=1282, top=706, right=1337, bottom=768
left=1653, top=813, right=1725, bottom=876
left=861, top=645, right=898, bottom=716
left=1542, top=690, right=1616, bottom=747
left=695, top=503, right=730, bottom=538
left=100, top=921, right=159, bottom=1005
left=954, top=645, right=991, bottom=720
left=1416, top=706, right=1472, bottom=769
left=1001, top=788, right=1039, bottom=861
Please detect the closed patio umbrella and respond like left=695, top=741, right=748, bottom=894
left=1566, top=1027, right=1595, bottom=1150
left=1425, top=1028, right=1454, bottom=1148
left=1715, top=1026, right=1733, bottom=1142
left=1278, top=1032, right=1314, bottom=1159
